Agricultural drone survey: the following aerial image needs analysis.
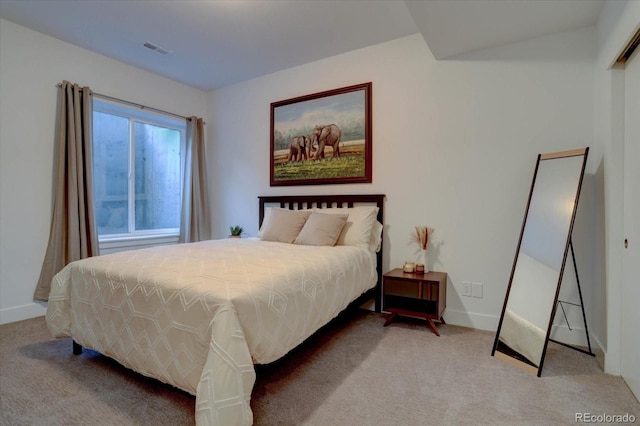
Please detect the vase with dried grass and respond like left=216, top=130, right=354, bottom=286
left=414, top=226, right=434, bottom=273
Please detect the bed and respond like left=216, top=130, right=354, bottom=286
left=46, top=194, right=384, bottom=425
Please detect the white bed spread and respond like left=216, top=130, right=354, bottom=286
left=499, top=308, right=546, bottom=367
left=46, top=239, right=377, bottom=425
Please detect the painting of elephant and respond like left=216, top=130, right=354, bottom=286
left=270, top=82, right=372, bottom=186
left=287, top=135, right=309, bottom=162
left=310, top=124, right=341, bottom=160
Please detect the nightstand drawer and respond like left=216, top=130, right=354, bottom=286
left=383, top=278, right=422, bottom=298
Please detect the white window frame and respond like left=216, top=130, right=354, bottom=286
left=93, top=98, right=186, bottom=249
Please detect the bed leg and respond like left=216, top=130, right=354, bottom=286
left=72, top=340, right=83, bottom=355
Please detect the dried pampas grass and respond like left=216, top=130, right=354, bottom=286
left=414, top=226, right=434, bottom=250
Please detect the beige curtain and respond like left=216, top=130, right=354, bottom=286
left=180, top=117, right=212, bottom=242
left=34, top=81, right=98, bottom=301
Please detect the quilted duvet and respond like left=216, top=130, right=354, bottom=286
left=46, top=239, right=376, bottom=425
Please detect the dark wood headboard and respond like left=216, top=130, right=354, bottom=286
left=258, top=194, right=385, bottom=313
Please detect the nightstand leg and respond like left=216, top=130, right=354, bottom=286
left=384, top=313, right=397, bottom=327
left=426, top=319, right=441, bottom=337
left=440, top=316, right=446, bottom=324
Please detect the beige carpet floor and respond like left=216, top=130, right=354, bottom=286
left=1, top=309, right=638, bottom=425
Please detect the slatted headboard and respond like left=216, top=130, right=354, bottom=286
left=258, top=194, right=385, bottom=313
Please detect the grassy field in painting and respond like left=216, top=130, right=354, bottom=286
left=273, top=141, right=365, bottom=181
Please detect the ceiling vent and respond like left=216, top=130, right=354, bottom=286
left=143, top=42, right=172, bottom=55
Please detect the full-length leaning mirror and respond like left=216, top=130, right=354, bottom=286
left=492, top=148, right=589, bottom=376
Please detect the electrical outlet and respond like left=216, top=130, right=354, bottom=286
left=472, top=282, right=483, bottom=298
left=462, top=282, right=472, bottom=297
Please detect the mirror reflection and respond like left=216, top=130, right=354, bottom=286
left=493, top=149, right=588, bottom=376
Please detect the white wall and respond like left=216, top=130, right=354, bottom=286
left=0, top=19, right=208, bottom=324
left=594, top=0, right=640, bottom=377
left=208, top=29, right=596, bottom=332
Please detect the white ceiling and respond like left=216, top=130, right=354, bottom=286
left=405, top=0, right=605, bottom=59
left=0, top=0, right=605, bottom=91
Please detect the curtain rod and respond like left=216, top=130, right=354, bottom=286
left=55, top=83, right=196, bottom=122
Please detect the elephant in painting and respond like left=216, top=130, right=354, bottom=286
left=287, top=135, right=309, bottom=162
left=310, top=124, right=341, bottom=160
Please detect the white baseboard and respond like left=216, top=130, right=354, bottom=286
left=549, top=324, right=593, bottom=348
left=0, top=302, right=47, bottom=325
left=444, top=310, right=602, bottom=356
left=443, top=308, right=500, bottom=332
left=589, top=333, right=606, bottom=372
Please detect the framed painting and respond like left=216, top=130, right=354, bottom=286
left=270, top=82, right=372, bottom=186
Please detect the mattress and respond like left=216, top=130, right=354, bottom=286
left=46, top=238, right=377, bottom=425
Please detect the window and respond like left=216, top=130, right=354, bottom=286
left=93, top=99, right=185, bottom=242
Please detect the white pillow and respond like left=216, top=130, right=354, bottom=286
left=294, top=212, right=348, bottom=246
left=260, top=208, right=311, bottom=243
left=258, top=207, right=274, bottom=238
left=369, top=220, right=383, bottom=253
left=312, top=206, right=379, bottom=250
left=259, top=207, right=311, bottom=238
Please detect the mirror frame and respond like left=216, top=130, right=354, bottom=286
left=492, top=147, right=589, bottom=377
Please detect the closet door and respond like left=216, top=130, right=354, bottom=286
left=622, top=42, right=639, bottom=400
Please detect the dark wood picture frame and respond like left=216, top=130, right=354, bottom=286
left=270, top=82, right=372, bottom=186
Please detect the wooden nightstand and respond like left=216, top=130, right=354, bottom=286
left=383, top=269, right=447, bottom=336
